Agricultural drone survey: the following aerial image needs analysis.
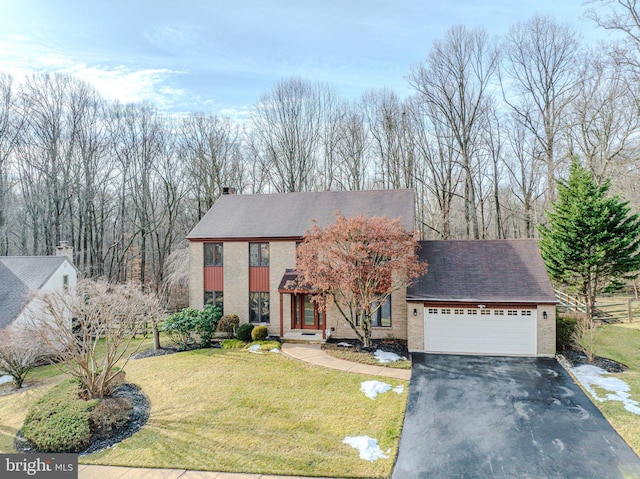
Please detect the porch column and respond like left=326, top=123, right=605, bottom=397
left=279, top=292, right=283, bottom=338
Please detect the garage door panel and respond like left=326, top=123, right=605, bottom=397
left=425, top=309, right=536, bottom=356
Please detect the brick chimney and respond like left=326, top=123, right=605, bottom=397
left=56, top=241, right=74, bottom=262
left=222, top=187, right=236, bottom=195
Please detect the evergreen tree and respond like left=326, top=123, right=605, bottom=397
left=539, top=161, right=640, bottom=318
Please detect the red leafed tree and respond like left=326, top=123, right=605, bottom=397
left=296, top=214, right=427, bottom=347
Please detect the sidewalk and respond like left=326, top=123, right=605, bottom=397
left=79, top=343, right=410, bottom=479
left=79, top=465, right=336, bottom=479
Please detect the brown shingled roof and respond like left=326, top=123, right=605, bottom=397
left=407, top=240, right=557, bottom=304
left=187, top=189, right=415, bottom=240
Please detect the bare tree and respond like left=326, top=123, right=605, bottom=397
left=179, top=113, right=244, bottom=220
left=0, top=326, right=48, bottom=388
left=0, top=73, right=20, bottom=255
left=27, top=279, right=162, bottom=399
left=585, top=0, right=640, bottom=70
left=502, top=15, right=582, bottom=202
left=251, top=77, right=329, bottom=192
left=333, top=101, right=371, bottom=191
left=408, top=25, right=499, bottom=239
left=565, top=51, right=640, bottom=182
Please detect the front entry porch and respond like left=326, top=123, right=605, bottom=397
left=278, top=269, right=327, bottom=342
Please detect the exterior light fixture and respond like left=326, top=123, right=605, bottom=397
left=543, top=311, right=548, bottom=319
left=478, top=304, right=486, bottom=309
left=413, top=308, right=418, bottom=316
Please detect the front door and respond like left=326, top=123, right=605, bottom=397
left=291, top=294, right=324, bottom=329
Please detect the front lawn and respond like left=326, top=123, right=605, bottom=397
left=588, top=320, right=640, bottom=454
left=0, top=347, right=407, bottom=478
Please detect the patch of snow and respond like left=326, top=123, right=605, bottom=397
left=343, top=436, right=388, bottom=461
left=360, top=381, right=405, bottom=399
left=337, top=342, right=353, bottom=348
left=571, top=364, right=640, bottom=415
left=247, top=344, right=262, bottom=354
left=0, top=375, right=12, bottom=385
left=269, top=348, right=280, bottom=353
left=374, top=350, right=406, bottom=363
left=361, top=380, right=391, bottom=399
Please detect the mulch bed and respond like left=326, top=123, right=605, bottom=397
left=322, top=338, right=409, bottom=357
left=14, top=383, right=151, bottom=456
left=559, top=349, right=628, bottom=373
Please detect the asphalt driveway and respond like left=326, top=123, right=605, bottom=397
left=392, top=354, right=640, bottom=479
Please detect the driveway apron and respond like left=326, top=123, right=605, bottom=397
left=393, top=354, right=640, bottom=479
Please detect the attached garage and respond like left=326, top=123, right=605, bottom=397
left=424, top=306, right=537, bottom=356
left=406, top=240, right=558, bottom=357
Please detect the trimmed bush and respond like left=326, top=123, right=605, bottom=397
left=557, top=315, right=578, bottom=351
left=251, top=325, right=268, bottom=341
left=221, top=339, right=245, bottom=349
left=217, top=313, right=240, bottom=338
left=236, top=323, right=254, bottom=341
left=22, top=378, right=99, bottom=452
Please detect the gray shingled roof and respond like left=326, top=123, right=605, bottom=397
left=407, top=240, right=558, bottom=304
left=187, top=189, right=415, bottom=240
left=0, top=256, right=69, bottom=329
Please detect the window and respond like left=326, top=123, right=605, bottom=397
left=204, top=291, right=223, bottom=313
left=249, top=242, right=269, bottom=267
left=480, top=309, right=491, bottom=315
left=507, top=310, right=518, bottom=316
left=62, top=274, right=69, bottom=290
left=441, top=308, right=451, bottom=314
left=428, top=308, right=438, bottom=314
left=372, top=297, right=392, bottom=327
left=494, top=310, right=504, bottom=316
left=249, top=292, right=270, bottom=323
left=204, top=243, right=223, bottom=266
left=467, top=309, right=478, bottom=315
left=454, top=309, right=464, bottom=315
left=521, top=310, right=532, bottom=316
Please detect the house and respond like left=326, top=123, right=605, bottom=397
left=187, top=189, right=557, bottom=357
left=0, top=255, right=78, bottom=331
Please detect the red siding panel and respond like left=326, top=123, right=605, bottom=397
left=249, top=266, right=269, bottom=291
left=204, top=266, right=224, bottom=290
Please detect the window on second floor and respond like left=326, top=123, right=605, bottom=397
left=204, top=243, right=223, bottom=266
left=62, top=274, right=69, bottom=290
left=249, top=242, right=269, bottom=267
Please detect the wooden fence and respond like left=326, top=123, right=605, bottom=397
left=554, top=289, right=639, bottom=323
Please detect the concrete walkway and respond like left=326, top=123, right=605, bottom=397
left=79, top=343, right=410, bottom=479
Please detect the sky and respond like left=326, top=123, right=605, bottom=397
left=0, top=0, right=606, bottom=118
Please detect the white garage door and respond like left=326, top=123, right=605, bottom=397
left=424, top=307, right=537, bottom=356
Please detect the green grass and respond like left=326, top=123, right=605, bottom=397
left=0, top=345, right=407, bottom=478
left=589, top=320, right=640, bottom=454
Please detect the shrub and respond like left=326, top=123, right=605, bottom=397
left=198, top=304, right=223, bottom=346
left=217, top=314, right=240, bottom=338
left=251, top=325, right=268, bottom=341
left=90, top=397, right=132, bottom=433
left=236, top=323, right=254, bottom=341
left=163, top=307, right=201, bottom=350
left=22, top=378, right=99, bottom=452
left=163, top=305, right=222, bottom=350
left=557, top=315, right=578, bottom=351
left=221, top=339, right=245, bottom=349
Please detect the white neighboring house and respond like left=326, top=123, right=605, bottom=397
left=0, top=255, right=78, bottom=332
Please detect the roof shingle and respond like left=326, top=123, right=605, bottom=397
left=187, top=189, right=415, bottom=240
left=407, top=240, right=557, bottom=304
